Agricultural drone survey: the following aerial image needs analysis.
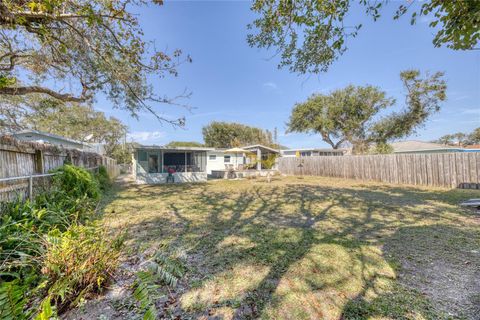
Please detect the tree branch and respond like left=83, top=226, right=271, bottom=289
left=0, top=86, right=87, bottom=102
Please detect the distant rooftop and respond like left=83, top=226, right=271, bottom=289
left=390, top=140, right=459, bottom=153
left=12, top=129, right=88, bottom=147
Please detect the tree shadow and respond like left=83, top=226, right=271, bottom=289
left=105, top=177, right=479, bottom=319
left=341, top=224, right=480, bottom=320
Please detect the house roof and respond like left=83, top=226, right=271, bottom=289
left=242, top=144, right=280, bottom=153
left=13, top=129, right=87, bottom=147
left=390, top=140, right=459, bottom=153
left=464, top=144, right=480, bottom=149
left=134, top=145, right=215, bottom=151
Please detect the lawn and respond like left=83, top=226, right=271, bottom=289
left=81, top=176, right=479, bottom=320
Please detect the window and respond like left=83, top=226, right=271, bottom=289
left=148, top=154, right=158, bottom=173
left=224, top=155, right=231, bottom=163
left=209, top=154, right=217, bottom=160
left=138, top=150, right=147, bottom=161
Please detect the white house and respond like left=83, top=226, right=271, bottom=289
left=132, top=145, right=245, bottom=183
left=132, top=144, right=282, bottom=184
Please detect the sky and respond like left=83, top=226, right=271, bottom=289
left=96, top=1, right=480, bottom=148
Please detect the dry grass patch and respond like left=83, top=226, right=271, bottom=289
left=99, top=175, right=480, bottom=319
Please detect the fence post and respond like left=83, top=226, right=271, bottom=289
left=28, top=175, right=33, bottom=202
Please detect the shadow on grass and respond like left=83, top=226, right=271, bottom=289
left=107, top=177, right=480, bottom=319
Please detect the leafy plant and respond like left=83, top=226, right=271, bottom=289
left=52, top=164, right=100, bottom=200
left=133, top=271, right=161, bottom=320
left=34, top=297, right=57, bottom=320
left=261, top=154, right=278, bottom=170
left=0, top=280, right=27, bottom=320
left=95, top=165, right=111, bottom=192
left=41, top=223, right=124, bottom=312
left=0, top=164, right=120, bottom=316
left=132, top=251, right=186, bottom=319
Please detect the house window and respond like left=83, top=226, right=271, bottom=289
left=224, top=155, right=231, bottom=163
left=148, top=154, right=158, bottom=173
left=138, top=150, right=147, bottom=161
left=209, top=154, right=217, bottom=160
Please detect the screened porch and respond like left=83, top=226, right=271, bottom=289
left=133, top=146, right=211, bottom=183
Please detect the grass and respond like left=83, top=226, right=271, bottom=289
left=102, top=175, right=480, bottom=319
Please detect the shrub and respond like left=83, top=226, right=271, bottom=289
left=52, top=165, right=100, bottom=200
left=261, top=154, right=278, bottom=169
left=95, top=165, right=111, bottom=192
left=0, top=164, right=120, bottom=317
left=40, top=223, right=124, bottom=312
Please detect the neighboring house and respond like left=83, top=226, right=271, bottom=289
left=281, top=148, right=345, bottom=157
left=464, top=144, right=480, bottom=152
left=391, top=140, right=468, bottom=154
left=12, top=129, right=101, bottom=153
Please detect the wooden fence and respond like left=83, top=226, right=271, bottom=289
left=277, top=153, right=480, bottom=189
left=0, top=136, right=119, bottom=202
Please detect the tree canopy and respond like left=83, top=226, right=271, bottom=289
left=248, top=0, right=480, bottom=74
left=202, top=121, right=275, bottom=148
left=434, top=127, right=480, bottom=146
left=166, top=141, right=204, bottom=148
left=0, top=0, right=191, bottom=125
left=287, top=70, right=447, bottom=154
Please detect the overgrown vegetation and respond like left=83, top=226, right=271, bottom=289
left=0, top=165, right=121, bottom=319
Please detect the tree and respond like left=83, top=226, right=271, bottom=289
left=202, top=121, right=275, bottom=148
left=287, top=70, right=446, bottom=154
left=248, top=0, right=480, bottom=74
left=434, top=134, right=455, bottom=145
left=166, top=141, right=204, bottom=148
left=0, top=0, right=191, bottom=125
left=434, top=128, right=480, bottom=146
left=452, top=132, right=468, bottom=146
left=468, top=127, right=480, bottom=144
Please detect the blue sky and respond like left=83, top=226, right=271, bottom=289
left=97, top=1, right=479, bottom=148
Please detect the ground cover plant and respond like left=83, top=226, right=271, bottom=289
left=0, top=165, right=121, bottom=319
left=96, top=175, right=480, bottom=320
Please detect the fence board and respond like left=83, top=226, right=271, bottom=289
left=1, top=141, right=120, bottom=203
left=277, top=153, right=480, bottom=189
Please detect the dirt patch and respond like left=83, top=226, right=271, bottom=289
left=384, top=224, right=480, bottom=319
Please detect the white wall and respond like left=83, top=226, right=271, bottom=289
left=134, top=162, right=207, bottom=183
left=206, top=151, right=244, bottom=174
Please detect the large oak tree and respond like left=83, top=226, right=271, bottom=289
left=287, top=70, right=447, bottom=154
left=0, top=0, right=191, bottom=125
left=248, top=0, right=480, bottom=74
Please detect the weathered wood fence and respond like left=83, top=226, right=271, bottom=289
left=0, top=136, right=119, bottom=202
left=277, top=153, right=480, bottom=189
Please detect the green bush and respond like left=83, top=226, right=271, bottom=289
left=0, top=164, right=121, bottom=318
left=261, top=154, right=278, bottom=169
left=52, top=164, right=100, bottom=200
left=95, top=165, right=111, bottom=192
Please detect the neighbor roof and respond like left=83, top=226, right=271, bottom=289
left=390, top=140, right=458, bottom=153
left=13, top=129, right=87, bottom=147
